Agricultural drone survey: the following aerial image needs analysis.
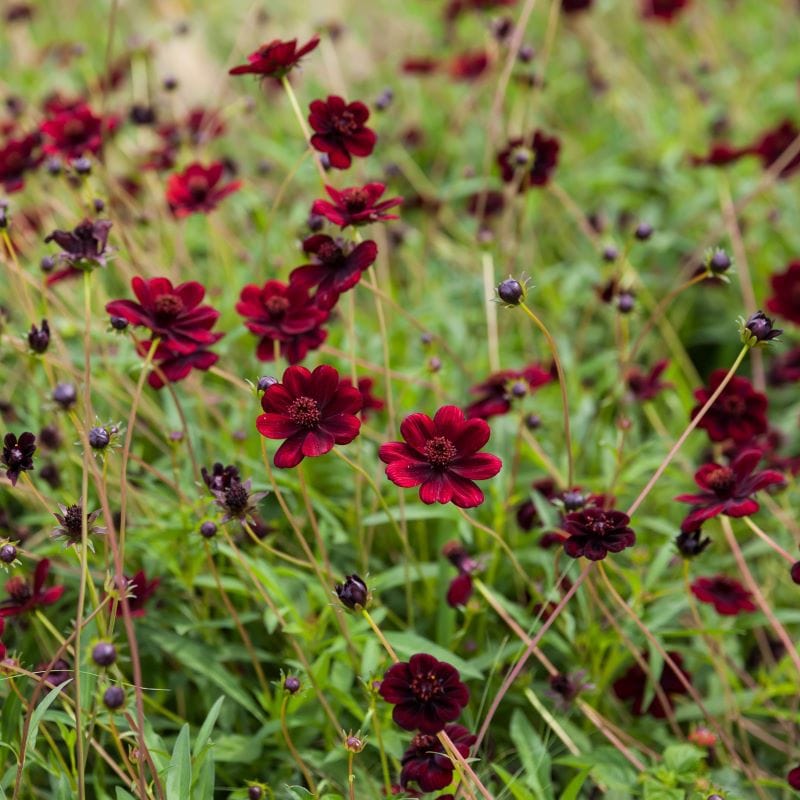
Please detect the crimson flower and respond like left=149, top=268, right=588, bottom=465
left=40, top=103, right=118, bottom=159
left=0, top=133, right=42, bottom=192
left=751, top=120, right=800, bottom=179
left=136, top=340, right=222, bottom=389
left=229, top=36, right=320, bottom=79
left=465, top=363, right=552, bottom=420
left=691, top=370, right=767, bottom=444
left=766, top=261, right=800, bottom=326
left=2, top=431, right=36, bottom=486
left=311, top=183, right=402, bottom=228
left=379, top=406, right=502, bottom=508
left=497, top=131, right=560, bottom=190
left=0, top=559, right=65, bottom=618
left=788, top=766, right=800, bottom=791
left=166, top=162, right=241, bottom=217
left=44, top=218, right=113, bottom=284
left=236, top=279, right=328, bottom=363
left=690, top=575, right=756, bottom=616
left=256, top=365, right=362, bottom=468
left=116, top=570, right=160, bottom=617
left=641, top=0, right=690, bottom=21
left=675, top=448, right=784, bottom=532
left=446, top=573, right=474, bottom=608
left=106, top=276, right=221, bottom=355
left=561, top=508, right=635, bottom=561
left=308, top=96, right=377, bottom=170
left=690, top=142, right=750, bottom=168
left=289, top=235, right=378, bottom=309
left=625, top=360, right=671, bottom=402
left=448, top=51, right=490, bottom=82
left=614, top=652, right=691, bottom=718
left=341, top=377, right=384, bottom=420
left=400, top=724, right=476, bottom=792
left=379, top=653, right=469, bottom=734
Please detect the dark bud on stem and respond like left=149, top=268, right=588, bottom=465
left=28, top=320, right=50, bottom=354
left=52, top=383, right=77, bottom=409
left=617, top=291, right=635, bottom=314
left=257, top=376, right=277, bottom=392
left=88, top=427, right=110, bottom=450
left=675, top=528, right=711, bottom=557
left=790, top=562, right=800, bottom=585
left=248, top=788, right=264, bottom=800
left=103, top=685, right=125, bottom=710
left=707, top=248, right=731, bottom=274
left=497, top=278, right=524, bottom=306
left=525, top=413, right=541, bottom=430
left=283, top=675, right=301, bottom=694
left=200, top=521, right=217, bottom=538
left=741, top=310, right=781, bottom=346
left=92, top=642, right=117, bottom=667
left=602, top=245, right=618, bottom=262
left=335, top=574, right=370, bottom=610
left=0, top=544, right=17, bottom=563
left=40, top=255, right=56, bottom=273
left=72, top=157, right=92, bottom=175
left=109, top=315, right=129, bottom=331
left=634, top=222, right=653, bottom=241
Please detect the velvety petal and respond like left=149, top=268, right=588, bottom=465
left=40, top=585, right=65, bottom=605
left=282, top=365, right=312, bottom=397
left=582, top=539, right=609, bottom=560
left=105, top=299, right=151, bottom=326
left=379, top=441, right=419, bottom=464
left=450, top=452, right=502, bottom=480
left=273, top=434, right=306, bottom=469
left=33, top=559, right=51, bottom=593
left=386, top=459, right=432, bottom=488
left=308, top=364, right=340, bottom=407
left=446, top=474, right=485, bottom=508
left=175, top=281, right=205, bottom=309
left=731, top=448, right=762, bottom=480
left=419, top=474, right=454, bottom=505
left=432, top=405, right=468, bottom=439
left=681, top=503, right=726, bottom=532
left=256, top=413, right=301, bottom=439
left=400, top=412, right=436, bottom=453
left=260, top=384, right=295, bottom=413
left=319, top=414, right=361, bottom=443
left=722, top=497, right=759, bottom=517
left=346, top=128, right=377, bottom=156
left=301, top=429, right=335, bottom=458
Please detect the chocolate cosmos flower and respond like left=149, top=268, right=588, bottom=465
left=561, top=508, right=635, bottom=561
left=766, top=261, right=800, bottom=326
left=166, top=162, right=241, bottom=217
left=40, top=103, right=118, bottom=159
left=308, top=95, right=377, bottom=169
left=0, top=133, right=43, bottom=192
left=691, top=370, right=767, bottom=444
left=690, top=575, right=756, bottom=616
left=2, top=431, right=36, bottom=486
left=0, top=559, right=65, bottom=618
left=229, top=36, right=320, bottom=79
left=613, top=651, right=691, bottom=718
left=497, top=131, right=560, bottom=190
left=400, top=724, right=476, bottom=792
left=44, top=218, right=113, bottom=284
left=311, top=183, right=402, bottom=228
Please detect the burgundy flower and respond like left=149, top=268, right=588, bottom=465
left=308, top=96, right=377, bottom=170
left=401, top=57, right=440, bottom=75
left=751, top=120, right=800, bottom=179
left=341, top=377, right=384, bottom=420
left=37, top=657, right=72, bottom=687
left=311, top=183, right=403, bottom=228
left=184, top=107, right=226, bottom=145
left=675, top=448, right=784, bottom=532
left=229, top=36, right=320, bottom=79
left=379, top=406, right=502, bottom=508
left=106, top=276, right=221, bottom=356
left=516, top=478, right=558, bottom=531
left=561, top=508, right=635, bottom=561
left=2, top=431, right=36, bottom=486
left=690, top=370, right=767, bottom=444
left=256, top=364, right=362, bottom=468
left=641, top=0, right=690, bottom=21
left=766, top=261, right=800, bottom=326
left=614, top=652, right=691, bottom=718
left=0, top=559, right=65, bottom=618
left=446, top=573, right=473, bottom=608
left=44, top=218, right=113, bottom=284
left=690, top=575, right=756, bottom=616
left=497, top=131, right=560, bottom=190
left=116, top=570, right=160, bottom=618
left=137, top=340, right=222, bottom=389
left=768, top=346, right=800, bottom=386
left=379, top=653, right=469, bottom=734
left=690, top=142, right=750, bottom=168
left=289, top=235, right=378, bottom=309
left=448, top=51, right=490, bottom=82
left=40, top=103, right=118, bottom=159
left=400, top=724, right=476, bottom=792
left=625, top=360, right=671, bottom=402
left=0, top=133, right=42, bottom=192
left=788, top=766, right=800, bottom=791
left=166, top=162, right=241, bottom=217
left=236, top=279, right=328, bottom=364
left=202, top=462, right=241, bottom=493
left=466, top=189, right=505, bottom=220
left=465, top=363, right=552, bottom=421
left=562, top=0, right=593, bottom=11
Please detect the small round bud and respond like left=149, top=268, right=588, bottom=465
left=617, top=291, right=635, bottom=314
left=40, top=255, right=56, bottom=273
left=708, top=248, right=731, bottom=273
left=283, top=675, right=301, bottom=694
left=518, top=44, right=535, bottom=63
left=52, top=382, right=77, bottom=410
left=257, top=376, right=277, bottom=392
left=92, top=642, right=117, bottom=667
left=27, top=320, right=50, bottom=354
left=200, top=521, right=217, bottom=539
left=248, top=787, right=264, bottom=800
left=72, top=157, right=92, bottom=175
left=510, top=380, right=527, bottom=399
left=428, top=356, right=442, bottom=373
left=162, top=75, right=178, bottom=91
left=256, top=160, right=272, bottom=176
left=344, top=735, right=364, bottom=753
left=675, top=529, right=711, bottom=558
left=524, top=413, right=541, bottom=430
left=307, top=213, right=324, bottom=232
left=93, top=198, right=105, bottom=213
left=742, top=310, right=781, bottom=344
left=375, top=88, right=394, bottom=111
left=88, top=426, right=110, bottom=450
left=634, top=222, right=653, bottom=241
left=103, top=685, right=125, bottom=710
left=602, top=245, right=618, bottom=262
left=0, top=544, right=17, bottom=563
left=109, top=316, right=128, bottom=330
left=420, top=332, right=434, bottom=346
left=335, top=574, right=370, bottom=610
left=791, top=561, right=800, bottom=585
left=512, top=148, right=531, bottom=166
left=497, top=278, right=524, bottom=306
left=562, top=490, right=586, bottom=511
left=46, top=157, right=63, bottom=176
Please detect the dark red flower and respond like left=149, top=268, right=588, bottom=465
left=497, top=131, right=560, bottom=190
left=516, top=478, right=558, bottom=531
left=401, top=57, right=440, bottom=75
left=40, top=103, right=118, bottom=159
left=106, top=276, right=221, bottom=356
left=691, top=370, right=767, bottom=444
left=690, top=575, right=756, bottom=616
left=184, top=107, right=226, bottom=145
left=788, top=766, right=800, bottom=790
left=751, top=120, right=800, bottom=179
left=311, top=183, right=402, bottom=228
left=448, top=51, right=490, bottom=81
left=236, top=279, right=328, bottom=364
left=137, top=340, right=222, bottom=389
left=766, top=261, right=800, bottom=326
left=2, top=431, right=36, bottom=487
left=341, top=377, right=384, bottom=420
left=446, top=573, right=473, bottom=608
left=466, top=189, right=505, bottom=220
left=641, top=0, right=690, bottom=21
left=379, top=406, right=502, bottom=508
left=625, top=360, right=671, bottom=402
left=561, top=508, right=635, bottom=560
left=614, top=652, right=691, bottom=718
left=166, top=162, right=241, bottom=218
left=256, top=365, right=362, bottom=468
left=675, top=448, right=784, bottom=532
left=116, top=570, right=160, bottom=618
left=289, top=235, right=378, bottom=309
left=768, top=346, right=800, bottom=386
left=562, top=0, right=593, bottom=11
left=465, top=363, right=552, bottom=420
left=0, top=133, right=42, bottom=192
left=0, top=559, right=65, bottom=618
left=229, top=36, right=320, bottom=79
left=44, top=218, right=113, bottom=284
left=308, top=96, right=377, bottom=170
left=400, top=724, right=476, bottom=792
left=690, top=142, right=750, bottom=167
left=379, top=653, right=469, bottom=734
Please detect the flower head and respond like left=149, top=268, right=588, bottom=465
left=497, top=131, right=560, bottom=190
left=212, top=478, right=266, bottom=523
left=675, top=448, right=784, bottom=532
left=613, top=651, right=691, bottom=718
left=740, top=311, right=781, bottom=347
left=561, top=508, right=635, bottom=561
left=691, top=370, right=767, bottom=444
left=44, top=218, right=113, bottom=284
left=751, top=120, right=800, bottom=179
left=465, top=363, right=552, bottom=420
left=308, top=96, right=377, bottom=170
left=137, top=340, right=222, bottom=389
left=115, top=570, right=159, bottom=618
left=379, top=406, right=502, bottom=508
left=40, top=103, right=117, bottom=159
left=229, top=36, right=320, bottom=79
left=625, top=360, right=671, bottom=402
left=257, top=364, right=362, bottom=468
left=202, top=462, right=241, bottom=493
left=766, top=261, right=800, bottom=326
left=0, top=559, right=64, bottom=618
left=0, top=132, right=43, bottom=192
left=52, top=503, right=106, bottom=549
left=675, top=528, right=711, bottom=557
left=641, top=0, right=690, bottom=21
left=2, top=432, right=36, bottom=486
left=768, top=346, right=800, bottom=386
left=379, top=653, right=469, bottom=734
left=166, top=162, right=241, bottom=217
left=311, top=183, right=402, bottom=228
left=335, top=574, right=370, bottom=609
left=400, top=724, right=476, bottom=792
left=690, top=575, right=756, bottom=616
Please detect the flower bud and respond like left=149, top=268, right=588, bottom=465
left=0, top=544, right=17, bottom=563
left=200, top=521, right=217, bottom=538
left=88, top=426, right=110, bottom=450
left=741, top=310, right=781, bottom=346
left=103, top=685, right=125, bottom=709
left=283, top=675, right=301, bottom=694
left=92, top=642, right=117, bottom=667
left=334, top=574, right=370, bottom=610
left=634, top=221, right=653, bottom=241
left=27, top=320, right=50, bottom=354
left=496, top=278, right=524, bottom=306
left=52, top=383, right=77, bottom=410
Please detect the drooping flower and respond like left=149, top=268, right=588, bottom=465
left=442, top=541, right=480, bottom=608
left=105, top=277, right=221, bottom=355
left=613, top=651, right=691, bottom=718
left=690, top=575, right=756, bottom=616
left=497, top=131, right=560, bottom=190
left=40, top=103, right=118, bottom=159
left=561, top=508, right=635, bottom=561
left=766, top=261, right=800, bottom=326
left=465, top=363, right=552, bottom=420
left=674, top=528, right=711, bottom=558
left=400, top=724, right=476, bottom=792
left=308, top=96, right=377, bottom=170
left=289, top=235, right=378, bottom=309
left=379, top=653, right=470, bottom=734
left=256, top=364, right=362, bottom=468
left=0, top=133, right=43, bottom=192
left=625, top=360, right=671, bottom=402
left=691, top=370, right=768, bottom=444
left=212, top=478, right=266, bottom=523
left=334, top=574, right=370, bottom=610
left=675, top=448, right=784, bottom=532
left=641, top=0, right=690, bottom=22
left=229, top=36, right=320, bottom=79
left=166, top=162, right=241, bottom=217
left=448, top=51, right=490, bottom=81
left=311, top=183, right=402, bottom=228
left=0, top=559, right=65, bottom=618
left=2, top=432, right=36, bottom=487
left=115, top=570, right=160, bottom=618
left=379, top=406, right=502, bottom=508
left=44, top=218, right=113, bottom=284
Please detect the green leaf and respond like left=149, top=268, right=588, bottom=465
left=166, top=724, right=192, bottom=800
left=492, top=763, right=538, bottom=800
left=663, top=744, right=704, bottom=775
left=509, top=711, right=554, bottom=800
left=23, top=680, right=71, bottom=764
left=385, top=631, right=483, bottom=679
left=192, top=695, right=225, bottom=758
left=115, top=789, right=137, bottom=800
left=559, top=767, right=592, bottom=800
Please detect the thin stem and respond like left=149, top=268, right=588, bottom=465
left=742, top=516, right=794, bottom=563
left=361, top=609, right=399, bottom=662
left=280, top=695, right=318, bottom=793
left=281, top=76, right=327, bottom=185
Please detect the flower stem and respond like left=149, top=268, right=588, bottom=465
left=280, top=694, right=318, bottom=794
left=281, top=75, right=327, bottom=185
